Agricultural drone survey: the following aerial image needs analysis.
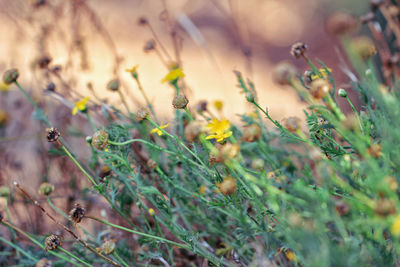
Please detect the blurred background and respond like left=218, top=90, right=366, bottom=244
left=0, top=0, right=369, bottom=232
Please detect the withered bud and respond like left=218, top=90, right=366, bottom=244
left=172, top=94, right=189, bottom=109
left=283, top=117, right=301, bottom=133
left=46, top=127, right=60, bottom=142
left=70, top=203, right=85, bottom=224
left=3, top=69, right=19, bottom=85
left=0, top=186, right=11, bottom=198
left=194, top=100, right=208, bottom=113
left=144, top=39, right=156, bottom=53
left=367, top=144, right=382, bottom=158
left=38, top=182, right=54, bottom=196
left=91, top=130, right=109, bottom=150
left=106, top=79, right=120, bottom=91
left=37, top=56, right=52, bottom=69
left=35, top=258, right=52, bottom=267
left=326, top=12, right=358, bottom=36
left=135, top=107, right=149, bottom=121
left=310, top=79, right=330, bottom=99
left=290, top=42, right=307, bottom=59
left=137, top=16, right=148, bottom=25
left=361, top=12, right=376, bottom=24
left=147, top=159, right=157, bottom=169
left=45, top=234, right=62, bottom=251
left=272, top=61, right=298, bottom=86
left=98, top=239, right=116, bottom=255
left=242, top=124, right=261, bottom=142
left=217, top=177, right=236, bottom=195
left=184, top=121, right=204, bottom=142
left=374, top=198, right=396, bottom=217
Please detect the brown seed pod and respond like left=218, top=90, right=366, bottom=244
left=283, top=117, right=301, bottom=133
left=106, top=79, right=120, bottom=91
left=135, top=107, right=149, bottom=121
left=46, top=128, right=60, bottom=143
left=91, top=130, right=109, bottom=150
left=272, top=61, right=298, bottom=86
left=3, top=69, right=19, bottom=85
left=69, top=203, right=85, bottom=224
left=172, top=94, right=189, bottom=109
left=290, top=42, right=307, bottom=59
left=45, top=234, right=62, bottom=251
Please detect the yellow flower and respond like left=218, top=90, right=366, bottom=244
left=213, top=100, right=223, bottom=111
left=72, top=97, right=90, bottom=115
left=150, top=123, right=169, bottom=136
left=285, top=250, right=296, bottom=261
left=311, top=68, right=332, bottom=81
left=199, top=185, right=206, bottom=195
left=205, top=118, right=233, bottom=142
left=148, top=208, right=155, bottom=216
left=161, top=68, right=185, bottom=83
left=391, top=214, right=400, bottom=235
left=0, top=82, right=10, bottom=92
left=126, top=65, right=139, bottom=78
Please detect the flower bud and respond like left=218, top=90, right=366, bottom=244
left=38, top=182, right=55, bottom=196
left=283, top=117, right=301, bottom=133
left=147, top=159, right=157, bottom=169
left=194, top=100, right=208, bottom=113
left=290, top=42, right=307, bottom=59
left=272, top=61, right=298, bottom=86
left=338, top=88, right=347, bottom=97
left=245, top=92, right=255, bottom=103
left=374, top=198, right=396, bottom=217
left=91, top=130, right=109, bottom=150
left=2, top=69, right=19, bottom=85
left=135, top=107, right=149, bottom=121
left=251, top=159, right=265, bottom=171
left=352, top=36, right=376, bottom=59
left=106, top=79, right=120, bottom=91
left=45, top=234, right=62, bottom=251
left=310, top=79, right=330, bottom=99
left=46, top=128, right=60, bottom=143
left=85, top=136, right=93, bottom=144
left=367, top=144, right=382, bottom=158
left=172, top=94, right=189, bottom=109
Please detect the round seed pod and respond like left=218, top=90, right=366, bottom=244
left=172, top=94, right=189, bottom=109
left=106, top=79, right=120, bottom=91
left=69, top=204, right=85, bottom=224
left=290, top=42, right=307, bottom=59
left=2, top=69, right=19, bottom=85
left=91, top=130, right=109, bottom=150
left=38, top=182, right=55, bottom=196
left=45, top=234, right=62, bottom=251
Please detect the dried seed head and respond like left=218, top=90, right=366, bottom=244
left=184, top=121, right=204, bottom=142
left=46, top=128, right=60, bottom=142
left=38, top=182, right=55, bottom=196
left=91, top=130, right=109, bottom=150
left=310, top=79, right=330, bottom=99
left=290, top=42, right=307, bottom=59
left=375, top=198, right=397, bottom=217
left=272, top=61, right=298, bottom=86
left=137, top=16, right=148, bottom=25
left=172, top=94, right=189, bottom=109
left=351, top=36, right=377, bottom=59
left=217, top=177, right=237, bottom=195
left=35, top=258, right=52, bottom=267
left=194, top=100, right=208, bottom=113
left=135, top=107, right=149, bottom=121
left=2, top=69, right=19, bottom=85
left=98, top=239, right=116, bottom=255
left=45, top=234, right=62, bottom=251
left=367, top=144, right=382, bottom=158
left=283, top=117, right=301, bottom=133
left=326, top=12, right=358, bottom=36
left=69, top=203, right=85, bottom=224
left=144, top=39, right=156, bottom=53
left=242, top=124, right=261, bottom=142
left=0, top=186, right=11, bottom=198
left=37, top=56, right=52, bottom=69
left=106, top=79, right=120, bottom=91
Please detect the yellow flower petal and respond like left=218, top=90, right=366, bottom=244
left=161, top=68, right=185, bottom=83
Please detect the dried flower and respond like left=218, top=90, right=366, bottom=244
left=37, top=56, right=52, bottom=69
left=35, top=258, right=52, bottom=267
left=135, top=107, right=149, bottom=121
left=310, top=79, right=330, bottom=99
left=242, top=124, right=261, bottom=142
left=150, top=123, right=169, bottom=136
left=72, top=97, right=90, bottom=115
left=283, top=117, right=301, bottom=133
left=126, top=65, right=139, bottom=79
left=38, top=182, right=55, bottom=196
left=2, top=69, right=19, bottom=85
left=290, top=42, right=307, bottom=59
left=45, top=234, right=62, bottom=251
left=107, top=79, right=120, bottom=91
left=367, top=144, right=382, bottom=158
left=147, top=159, right=157, bottom=169
left=97, top=239, right=116, bottom=255
left=46, top=128, right=60, bottom=143
left=326, top=12, right=358, bottom=36
left=91, top=130, right=109, bottom=150
left=205, top=118, right=233, bottom=143
left=272, top=61, right=298, bottom=86
left=70, top=204, right=85, bottom=224
left=217, top=177, right=236, bottom=195
left=161, top=68, right=185, bottom=84
left=172, top=94, right=189, bottom=109
left=148, top=208, right=155, bottom=216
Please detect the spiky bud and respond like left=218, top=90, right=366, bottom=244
left=45, top=234, right=62, bottom=251
left=38, top=182, right=54, bottom=196
left=106, top=79, right=120, bottom=91
left=91, top=130, right=109, bottom=150
left=290, top=42, right=307, bottom=59
left=3, top=69, right=19, bottom=85
left=46, top=128, right=60, bottom=143
left=135, top=107, right=149, bottom=121
left=172, top=94, right=189, bottom=109
left=69, top=203, right=85, bottom=224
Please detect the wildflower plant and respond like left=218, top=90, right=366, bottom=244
left=3, top=1, right=400, bottom=266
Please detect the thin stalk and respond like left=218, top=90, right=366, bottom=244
left=85, top=113, right=97, bottom=131
left=117, top=89, right=131, bottom=114
left=0, top=236, right=38, bottom=262
left=345, top=95, right=365, bottom=135
left=135, top=76, right=157, bottom=119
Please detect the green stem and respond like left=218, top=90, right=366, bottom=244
left=85, top=112, right=97, bottom=132
left=117, top=89, right=131, bottom=114
left=46, top=195, right=69, bottom=219
left=345, top=95, right=365, bottom=135
left=58, top=247, right=94, bottom=267
left=0, top=236, right=38, bottom=262
left=113, top=251, right=130, bottom=267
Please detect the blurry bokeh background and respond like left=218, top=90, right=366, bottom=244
left=0, top=0, right=369, bottom=227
